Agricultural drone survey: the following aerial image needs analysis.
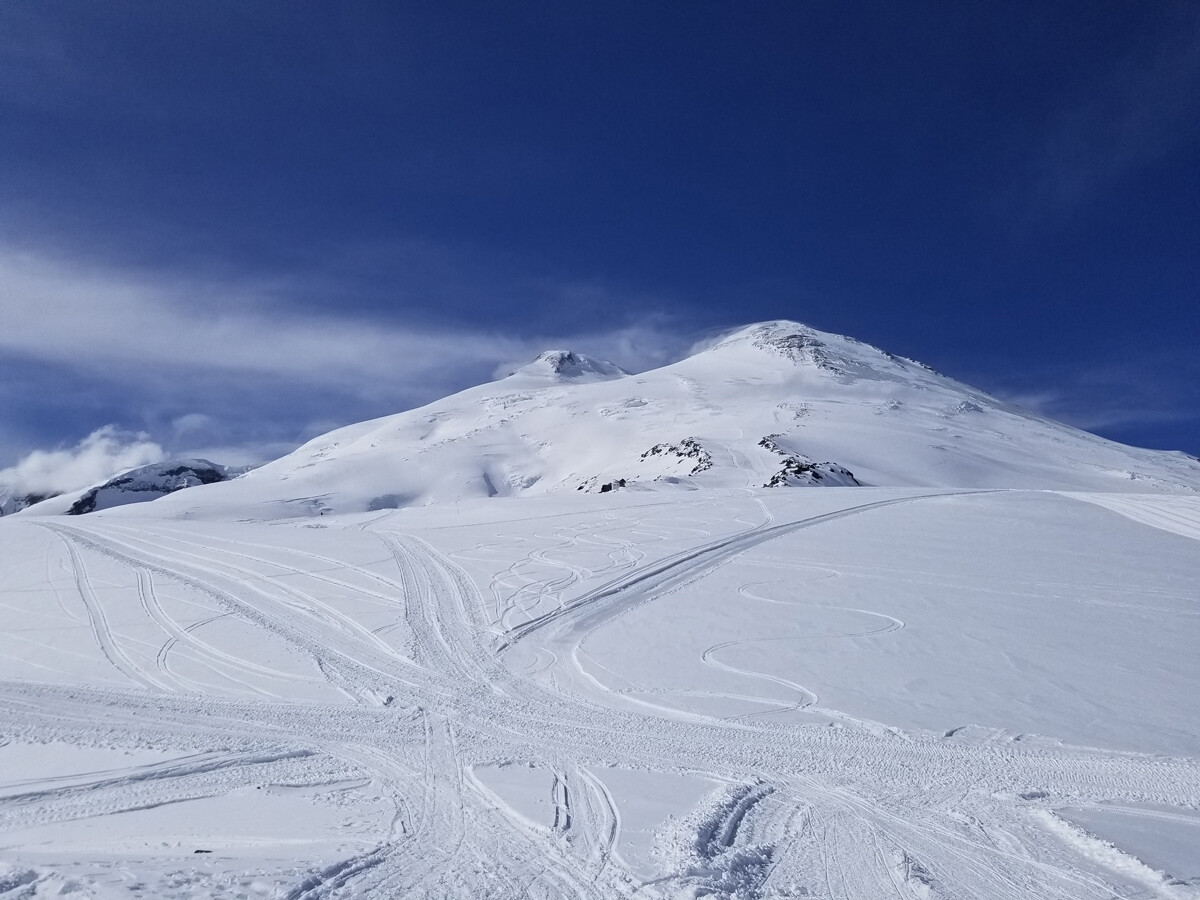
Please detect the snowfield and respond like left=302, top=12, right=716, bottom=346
left=1, top=323, right=1198, bottom=898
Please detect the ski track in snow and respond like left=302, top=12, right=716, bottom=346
left=1, top=492, right=1199, bottom=899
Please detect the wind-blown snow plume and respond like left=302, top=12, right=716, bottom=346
left=0, top=426, right=164, bottom=497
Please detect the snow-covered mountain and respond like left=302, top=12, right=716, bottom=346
left=132, top=321, right=1199, bottom=519
left=502, top=349, right=631, bottom=383
left=3, top=322, right=1200, bottom=898
left=0, top=489, right=55, bottom=516
left=13, top=459, right=242, bottom=516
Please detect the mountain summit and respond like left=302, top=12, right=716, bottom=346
left=108, top=321, right=1200, bottom=518
left=505, top=350, right=629, bottom=383
left=692, top=321, right=946, bottom=382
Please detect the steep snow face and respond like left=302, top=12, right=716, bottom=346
left=130, top=321, right=1200, bottom=519
left=17, top=460, right=241, bottom=516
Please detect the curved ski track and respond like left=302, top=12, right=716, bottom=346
left=0, top=494, right=1197, bottom=899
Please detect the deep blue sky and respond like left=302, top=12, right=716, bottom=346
left=2, top=2, right=1198, bottom=487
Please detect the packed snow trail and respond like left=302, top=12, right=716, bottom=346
left=1, top=491, right=1199, bottom=898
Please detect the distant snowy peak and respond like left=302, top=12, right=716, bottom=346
left=65, top=459, right=241, bottom=515
left=506, top=350, right=629, bottom=383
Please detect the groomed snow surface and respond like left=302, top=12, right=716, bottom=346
left=1, top=488, right=1198, bottom=898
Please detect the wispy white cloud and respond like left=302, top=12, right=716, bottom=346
left=170, top=413, right=217, bottom=440
left=0, top=248, right=684, bottom=388
left=0, top=426, right=164, bottom=497
left=0, top=245, right=691, bottom=468
left=1000, top=388, right=1194, bottom=431
left=986, top=353, right=1200, bottom=451
left=0, top=248, right=508, bottom=388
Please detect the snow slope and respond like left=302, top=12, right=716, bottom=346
left=1, top=322, right=1198, bottom=899
left=131, top=321, right=1200, bottom=521
left=1, top=488, right=1198, bottom=898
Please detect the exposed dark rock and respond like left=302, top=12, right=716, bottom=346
left=577, top=477, right=628, bottom=493
left=640, top=438, right=713, bottom=475
left=751, top=329, right=842, bottom=372
left=66, top=460, right=237, bottom=515
left=764, top=457, right=859, bottom=488
left=758, top=435, right=859, bottom=487
left=0, top=492, right=54, bottom=516
left=758, top=435, right=786, bottom=455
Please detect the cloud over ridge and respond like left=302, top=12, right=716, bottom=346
left=0, top=425, right=164, bottom=497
